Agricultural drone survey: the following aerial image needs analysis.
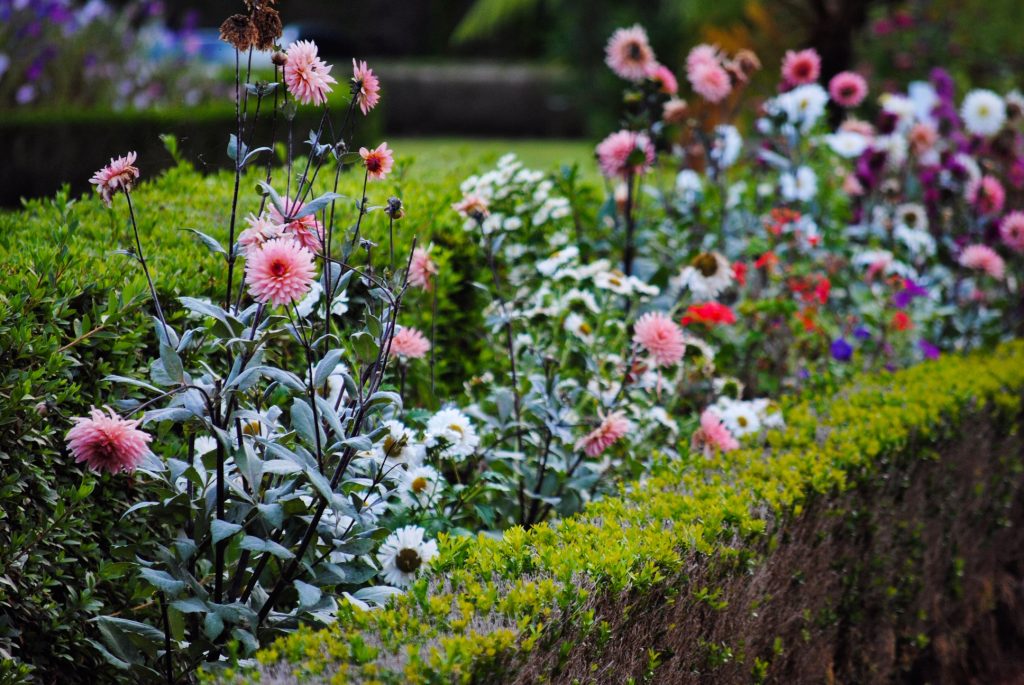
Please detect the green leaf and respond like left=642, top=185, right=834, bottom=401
left=211, top=519, right=242, bottom=544
left=159, top=343, right=184, bottom=384
left=294, top=579, right=322, bottom=608
left=139, top=568, right=186, bottom=597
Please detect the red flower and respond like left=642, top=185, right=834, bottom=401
left=813, top=277, right=831, bottom=305
left=796, top=307, right=817, bottom=332
left=890, top=311, right=913, bottom=331
left=681, top=302, right=736, bottom=327
left=732, top=261, right=748, bottom=287
left=754, top=251, right=778, bottom=270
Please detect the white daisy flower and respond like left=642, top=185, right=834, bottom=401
left=673, top=251, right=733, bottom=299
left=425, top=408, right=479, bottom=460
left=563, top=312, right=595, bottom=344
left=714, top=399, right=762, bottom=437
left=779, top=166, right=818, bottom=203
left=961, top=89, right=1006, bottom=137
left=376, top=526, right=439, bottom=588
left=537, top=246, right=580, bottom=276
left=710, top=124, right=742, bottom=168
left=375, top=420, right=425, bottom=469
left=398, top=465, right=444, bottom=509
left=825, top=131, right=869, bottom=158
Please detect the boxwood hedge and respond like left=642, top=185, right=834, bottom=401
left=227, top=340, right=1024, bottom=684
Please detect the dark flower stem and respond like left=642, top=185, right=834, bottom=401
left=124, top=191, right=169, bottom=338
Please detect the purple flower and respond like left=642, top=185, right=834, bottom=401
left=853, top=326, right=872, bottom=340
left=917, top=339, right=941, bottom=360
left=930, top=67, right=956, bottom=101
left=893, top=278, right=928, bottom=308
left=830, top=338, right=853, bottom=362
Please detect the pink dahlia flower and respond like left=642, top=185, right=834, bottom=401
left=284, top=40, right=337, bottom=106
left=633, top=311, right=686, bottom=366
left=66, top=407, right=151, bottom=475
left=360, top=142, right=394, bottom=180
left=576, top=411, right=631, bottom=457
left=646, top=63, right=678, bottom=95
left=691, top=408, right=739, bottom=457
left=781, top=48, right=821, bottom=87
left=686, top=44, right=720, bottom=73
left=408, top=247, right=438, bottom=290
left=390, top=326, right=431, bottom=359
left=828, top=71, right=867, bottom=107
left=959, top=244, right=1005, bottom=280
left=352, top=59, right=381, bottom=115
left=596, top=130, right=655, bottom=179
left=999, top=211, right=1024, bottom=252
left=245, top=238, right=317, bottom=306
left=966, top=175, right=1006, bottom=215
left=909, top=123, right=938, bottom=155
left=604, top=24, right=656, bottom=82
left=270, top=198, right=324, bottom=254
left=238, top=212, right=284, bottom=253
left=688, top=61, right=732, bottom=104
left=90, top=152, right=140, bottom=207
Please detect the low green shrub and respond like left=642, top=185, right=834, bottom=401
left=232, top=340, right=1024, bottom=683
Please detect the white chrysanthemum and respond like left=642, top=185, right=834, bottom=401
left=375, top=420, right=425, bottom=468
left=769, top=84, right=829, bottom=133
left=961, top=89, right=1006, bottom=137
left=672, top=251, right=733, bottom=299
left=710, top=124, right=742, bottom=168
left=376, top=525, right=438, bottom=588
left=675, top=169, right=703, bottom=206
left=748, top=398, right=785, bottom=430
left=895, top=203, right=928, bottom=232
left=880, top=93, right=916, bottom=130
left=779, top=166, right=818, bottom=203
left=825, top=131, right=869, bottom=158
left=714, top=399, right=762, bottom=437
left=398, top=465, right=444, bottom=509
left=537, top=246, right=580, bottom=276
left=593, top=269, right=659, bottom=297
left=563, top=312, right=595, bottom=344
left=425, top=408, right=479, bottom=460
left=908, top=81, right=938, bottom=125
left=894, top=226, right=936, bottom=258
left=564, top=288, right=600, bottom=313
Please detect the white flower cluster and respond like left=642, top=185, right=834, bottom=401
left=457, top=153, right=571, bottom=234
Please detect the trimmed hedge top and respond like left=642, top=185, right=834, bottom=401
left=226, top=340, right=1024, bottom=684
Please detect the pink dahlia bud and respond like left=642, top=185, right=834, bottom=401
left=66, top=407, right=152, bottom=475
left=244, top=238, right=317, bottom=306
left=89, top=152, right=140, bottom=207
left=390, top=326, right=431, bottom=359
left=283, top=40, right=337, bottom=106
left=352, top=59, right=381, bottom=115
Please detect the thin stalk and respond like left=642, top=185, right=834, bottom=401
left=124, top=191, right=168, bottom=337
left=225, top=48, right=244, bottom=311
left=158, top=591, right=173, bottom=685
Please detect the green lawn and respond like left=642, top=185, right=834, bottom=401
left=386, top=137, right=596, bottom=180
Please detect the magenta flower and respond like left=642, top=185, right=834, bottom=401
left=646, top=63, right=678, bottom=95
left=633, top=311, right=686, bottom=366
left=959, top=244, right=1006, bottom=280
left=691, top=409, right=739, bottom=457
left=999, top=211, right=1024, bottom=253
left=352, top=59, right=381, bottom=115
left=66, top=407, right=151, bottom=475
left=283, top=40, right=337, bottom=106
left=576, top=411, right=631, bottom=457
left=360, top=142, right=394, bottom=180
left=595, top=130, right=655, bottom=179
left=781, top=48, right=821, bottom=86
left=245, top=238, right=317, bottom=306
left=89, top=152, right=140, bottom=207
left=390, top=327, right=431, bottom=359
left=965, top=175, right=1006, bottom=215
left=604, top=25, right=656, bottom=82
left=828, top=71, right=867, bottom=107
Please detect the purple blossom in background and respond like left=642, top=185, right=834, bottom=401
left=930, top=67, right=956, bottom=101
left=853, top=326, right=872, bottom=340
left=918, top=339, right=941, bottom=360
left=893, top=278, right=928, bottom=308
left=15, top=83, right=35, bottom=104
left=830, top=338, right=853, bottom=362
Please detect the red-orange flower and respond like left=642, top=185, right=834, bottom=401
left=890, top=311, right=913, bottom=331
left=681, top=302, right=736, bottom=327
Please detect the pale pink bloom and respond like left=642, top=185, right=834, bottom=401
left=408, top=247, right=438, bottom=290
left=452, top=194, right=490, bottom=219
left=633, top=311, right=686, bottom=366
left=781, top=48, right=821, bottom=86
left=999, top=211, right=1024, bottom=252
left=270, top=198, right=324, bottom=254
left=966, top=175, right=1006, bottom=215
left=238, top=212, right=285, bottom=253
left=840, top=118, right=875, bottom=136
left=663, top=97, right=688, bottom=124
left=352, top=59, right=381, bottom=115
left=604, top=24, right=656, bottom=82
left=843, top=173, right=865, bottom=196
left=390, top=327, right=431, bottom=359
left=245, top=238, right=317, bottom=306
left=828, top=71, right=867, bottom=107
left=909, top=123, right=938, bottom=155
left=691, top=408, right=739, bottom=457
left=360, top=142, right=394, bottom=180
left=646, top=63, right=678, bottom=95
left=688, top=62, right=732, bottom=103
left=89, top=152, right=140, bottom=206
left=66, top=406, right=151, bottom=475
left=283, top=40, right=337, bottom=106
left=595, top=130, right=655, bottom=179
left=576, top=411, right=631, bottom=457
left=686, top=44, right=720, bottom=73
left=959, top=244, right=1005, bottom=280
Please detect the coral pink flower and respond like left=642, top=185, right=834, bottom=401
left=283, top=40, right=336, bottom=106
left=646, top=63, right=678, bottom=95
left=966, top=175, right=1006, bottom=215
left=604, top=24, right=656, bottom=82
left=352, top=59, right=380, bottom=115
left=390, top=327, right=431, bottom=359
left=843, top=173, right=865, bottom=196
left=66, top=407, right=151, bottom=475
left=633, top=311, right=686, bottom=366
left=452, top=193, right=490, bottom=220
left=360, top=142, right=394, bottom=180
left=245, top=238, right=317, bottom=306
left=596, top=130, right=655, bottom=179
left=681, top=302, right=737, bottom=327
left=576, top=411, right=631, bottom=457
left=688, top=62, right=732, bottom=103
left=408, top=247, right=438, bottom=290
left=270, top=198, right=324, bottom=254
left=663, top=97, right=688, bottom=124
left=828, top=71, right=867, bottom=107
left=90, top=152, right=140, bottom=206
left=781, top=48, right=821, bottom=86
left=238, top=212, right=284, bottom=253
left=691, top=409, right=739, bottom=457
left=909, top=123, right=938, bottom=155
left=999, top=211, right=1024, bottom=253
left=959, top=244, right=1006, bottom=280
